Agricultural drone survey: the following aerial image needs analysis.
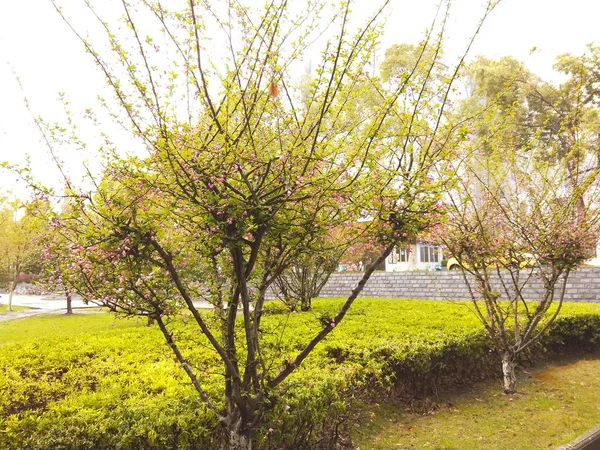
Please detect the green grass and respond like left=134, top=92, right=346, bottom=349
left=262, top=298, right=600, bottom=360
left=2, top=297, right=598, bottom=347
left=353, top=354, right=600, bottom=449
left=0, top=312, right=209, bottom=450
left=0, top=309, right=143, bottom=342
left=0, top=304, right=33, bottom=314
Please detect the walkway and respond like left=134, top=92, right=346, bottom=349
left=0, top=294, right=214, bottom=321
left=0, top=294, right=97, bottom=322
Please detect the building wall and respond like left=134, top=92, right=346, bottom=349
left=319, top=268, right=600, bottom=302
left=586, top=244, right=600, bottom=267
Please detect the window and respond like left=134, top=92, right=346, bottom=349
left=398, top=247, right=410, bottom=262
left=419, top=243, right=440, bottom=263
left=388, top=247, right=411, bottom=263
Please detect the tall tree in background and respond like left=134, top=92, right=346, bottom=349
left=462, top=48, right=600, bottom=211
left=0, top=199, right=10, bottom=292
left=529, top=45, right=600, bottom=216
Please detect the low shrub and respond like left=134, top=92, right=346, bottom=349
left=540, top=313, right=600, bottom=354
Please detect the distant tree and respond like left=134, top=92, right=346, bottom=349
left=462, top=48, right=600, bottom=210
left=459, top=55, right=537, bottom=155
left=272, top=223, right=384, bottom=311
left=528, top=45, right=600, bottom=216
left=0, top=201, right=10, bottom=289
left=0, top=199, right=46, bottom=311
left=41, top=225, right=75, bottom=314
left=272, top=250, right=339, bottom=312
left=380, top=42, right=442, bottom=83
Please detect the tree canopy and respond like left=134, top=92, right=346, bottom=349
left=24, top=0, right=492, bottom=447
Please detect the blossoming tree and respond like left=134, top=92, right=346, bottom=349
left=441, top=90, right=600, bottom=393
left=20, top=0, right=496, bottom=447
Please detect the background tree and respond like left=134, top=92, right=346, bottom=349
left=272, top=239, right=341, bottom=312
left=0, top=202, right=10, bottom=291
left=461, top=48, right=600, bottom=213
left=40, top=225, right=75, bottom=314
left=528, top=45, right=600, bottom=217
left=441, top=54, right=600, bottom=392
left=0, top=198, right=46, bottom=311
left=380, top=42, right=443, bottom=83
left=460, top=55, right=536, bottom=155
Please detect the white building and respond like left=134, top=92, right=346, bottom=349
left=385, top=241, right=443, bottom=272
left=586, top=244, right=600, bottom=267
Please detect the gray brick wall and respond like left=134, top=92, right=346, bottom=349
left=317, top=268, right=600, bottom=302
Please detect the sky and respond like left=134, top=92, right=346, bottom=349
left=0, top=0, right=598, bottom=198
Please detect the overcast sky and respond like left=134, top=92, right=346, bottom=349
left=0, top=0, right=598, bottom=197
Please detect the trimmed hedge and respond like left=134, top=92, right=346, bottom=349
left=371, top=314, right=600, bottom=399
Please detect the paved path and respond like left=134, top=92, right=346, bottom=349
left=0, top=294, right=98, bottom=322
left=0, top=294, right=214, bottom=322
left=4, top=294, right=97, bottom=310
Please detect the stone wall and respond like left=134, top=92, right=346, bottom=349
left=318, top=268, right=600, bottom=302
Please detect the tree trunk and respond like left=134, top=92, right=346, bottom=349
left=7, top=266, right=19, bottom=312
left=408, top=239, right=417, bottom=270
left=502, top=353, right=517, bottom=394
left=300, top=296, right=311, bottom=312
left=65, top=291, right=73, bottom=315
left=7, top=286, right=14, bottom=312
left=228, top=431, right=252, bottom=450
left=228, top=420, right=252, bottom=450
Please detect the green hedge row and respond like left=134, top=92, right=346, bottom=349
left=365, top=314, right=600, bottom=399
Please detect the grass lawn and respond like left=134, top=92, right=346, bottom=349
left=0, top=304, right=32, bottom=314
left=353, top=354, right=600, bottom=449
left=0, top=308, right=144, bottom=340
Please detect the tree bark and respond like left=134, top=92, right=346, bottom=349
left=65, top=290, right=73, bottom=315
left=502, top=352, right=517, bottom=394
left=7, top=265, right=20, bottom=312
left=228, top=419, right=252, bottom=450
left=228, top=431, right=251, bottom=450
left=7, top=285, right=14, bottom=312
left=408, top=239, right=417, bottom=270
